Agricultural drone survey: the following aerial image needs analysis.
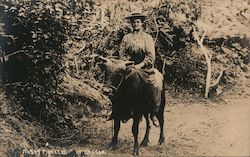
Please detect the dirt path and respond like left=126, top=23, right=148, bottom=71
left=101, top=95, right=250, bottom=156
left=1, top=90, right=249, bottom=157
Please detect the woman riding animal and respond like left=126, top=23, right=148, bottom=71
left=108, top=12, right=163, bottom=123
left=106, top=12, right=165, bottom=155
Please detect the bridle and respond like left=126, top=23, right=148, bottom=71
left=103, top=70, right=125, bottom=95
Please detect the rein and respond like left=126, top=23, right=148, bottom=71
left=113, top=74, right=125, bottom=92
left=103, top=71, right=125, bottom=94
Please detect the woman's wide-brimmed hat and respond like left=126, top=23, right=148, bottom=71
left=125, top=12, right=147, bottom=21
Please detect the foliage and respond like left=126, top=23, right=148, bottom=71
left=0, top=0, right=113, bottom=144
left=0, top=0, right=79, bottom=141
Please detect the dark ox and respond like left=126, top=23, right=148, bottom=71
left=100, top=57, right=166, bottom=155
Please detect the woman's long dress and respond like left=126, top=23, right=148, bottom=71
left=112, top=31, right=163, bottom=121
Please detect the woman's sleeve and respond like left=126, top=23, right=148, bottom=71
left=143, top=34, right=155, bottom=68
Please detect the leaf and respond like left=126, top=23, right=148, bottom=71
left=30, top=9, right=36, bottom=14
left=18, top=12, right=26, bottom=17
left=43, top=34, right=49, bottom=39
left=32, top=33, right=38, bottom=38
left=4, top=5, right=8, bottom=9
left=10, top=7, right=17, bottom=11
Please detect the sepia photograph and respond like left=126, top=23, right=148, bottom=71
left=0, top=0, right=249, bottom=156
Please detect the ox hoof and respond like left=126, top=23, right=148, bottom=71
left=158, top=137, right=165, bottom=145
left=140, top=140, right=149, bottom=147
left=132, top=148, right=141, bottom=156
left=108, top=141, right=118, bottom=150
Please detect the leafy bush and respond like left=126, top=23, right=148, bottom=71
left=0, top=0, right=112, bottom=144
left=0, top=0, right=76, bottom=140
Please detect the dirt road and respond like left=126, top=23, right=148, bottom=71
left=1, top=88, right=249, bottom=157
left=101, top=95, right=250, bottom=156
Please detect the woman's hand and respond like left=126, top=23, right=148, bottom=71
left=134, top=62, right=145, bottom=69
left=117, top=60, right=134, bottom=71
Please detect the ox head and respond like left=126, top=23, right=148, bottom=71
left=96, top=56, right=134, bottom=95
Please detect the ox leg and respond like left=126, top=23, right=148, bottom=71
left=140, top=114, right=150, bottom=147
left=132, top=116, right=140, bottom=155
left=108, top=118, right=120, bottom=149
left=157, top=114, right=165, bottom=145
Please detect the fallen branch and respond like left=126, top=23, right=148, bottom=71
left=162, top=57, right=167, bottom=75
left=152, top=16, right=159, bottom=44
left=0, top=33, right=17, bottom=41
left=74, top=56, right=79, bottom=76
left=0, top=50, right=28, bottom=62
left=2, top=81, right=22, bottom=87
left=76, top=45, right=88, bottom=54
left=210, top=70, right=224, bottom=87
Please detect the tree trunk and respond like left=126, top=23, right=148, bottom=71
left=192, top=27, right=212, bottom=98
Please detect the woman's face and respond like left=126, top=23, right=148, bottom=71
left=131, top=19, right=143, bottom=31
